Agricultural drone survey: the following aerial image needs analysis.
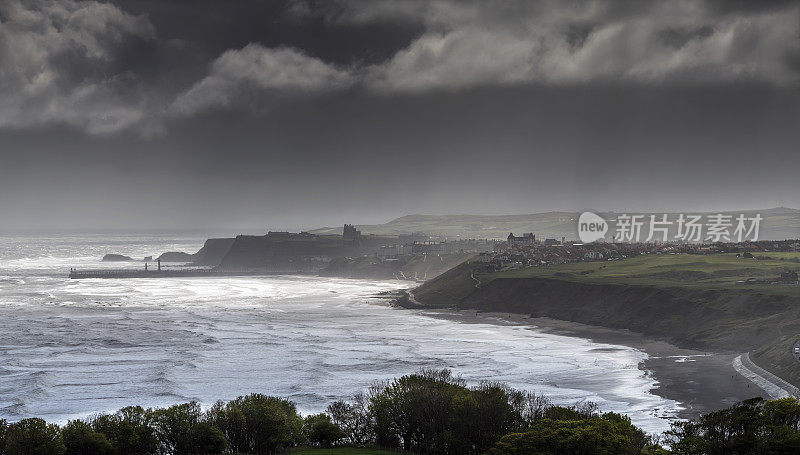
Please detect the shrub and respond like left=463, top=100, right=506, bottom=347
left=489, top=413, right=649, bottom=455
left=303, top=413, right=344, bottom=447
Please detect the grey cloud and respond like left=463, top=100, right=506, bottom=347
left=0, top=0, right=156, bottom=134
left=170, top=43, right=356, bottom=115
left=361, top=0, right=800, bottom=90
left=176, top=0, right=798, bottom=113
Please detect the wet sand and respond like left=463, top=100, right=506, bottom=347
left=415, top=308, right=767, bottom=420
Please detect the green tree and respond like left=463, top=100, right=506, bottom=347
left=304, top=413, right=344, bottom=447
left=327, top=393, right=372, bottom=445
left=489, top=414, right=648, bottom=455
left=188, top=422, right=226, bottom=455
left=62, top=420, right=112, bottom=455
left=206, top=394, right=302, bottom=454
left=90, top=406, right=158, bottom=455
left=370, top=369, right=467, bottom=453
left=5, top=418, right=65, bottom=455
left=151, top=402, right=201, bottom=455
left=667, top=397, right=800, bottom=455
left=0, top=419, right=7, bottom=455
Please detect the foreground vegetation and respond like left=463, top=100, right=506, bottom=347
left=1, top=370, right=800, bottom=454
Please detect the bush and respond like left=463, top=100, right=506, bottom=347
left=303, top=413, right=344, bottom=447
left=62, top=420, right=112, bottom=455
left=489, top=413, right=650, bottom=455
left=5, top=418, right=65, bottom=455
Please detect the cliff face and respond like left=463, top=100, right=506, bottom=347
left=217, top=235, right=358, bottom=271
left=193, top=238, right=236, bottom=266
left=412, top=273, right=800, bottom=386
left=449, top=278, right=798, bottom=351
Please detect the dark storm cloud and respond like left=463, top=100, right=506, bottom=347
left=0, top=0, right=158, bottom=134
left=2, top=0, right=798, bottom=134
left=0, top=0, right=798, bottom=230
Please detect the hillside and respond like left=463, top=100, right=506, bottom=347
left=312, top=207, right=800, bottom=240
left=411, top=253, right=800, bottom=387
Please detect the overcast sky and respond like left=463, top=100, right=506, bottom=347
left=1, top=0, right=798, bottom=232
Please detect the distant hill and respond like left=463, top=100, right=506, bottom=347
left=311, top=207, right=800, bottom=240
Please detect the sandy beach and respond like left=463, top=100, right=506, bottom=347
left=415, top=308, right=768, bottom=421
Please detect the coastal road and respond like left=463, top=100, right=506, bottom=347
left=733, top=353, right=800, bottom=399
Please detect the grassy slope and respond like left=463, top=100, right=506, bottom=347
left=413, top=253, right=800, bottom=386
left=487, top=252, right=800, bottom=296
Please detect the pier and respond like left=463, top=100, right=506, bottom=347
left=68, top=268, right=313, bottom=279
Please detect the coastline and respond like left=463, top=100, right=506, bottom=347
left=409, top=306, right=769, bottom=421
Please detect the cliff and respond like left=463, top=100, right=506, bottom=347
left=102, top=254, right=134, bottom=262
left=412, top=261, right=800, bottom=387
left=193, top=238, right=236, bottom=266
left=217, top=234, right=357, bottom=271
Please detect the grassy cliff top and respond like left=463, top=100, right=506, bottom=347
left=416, top=252, right=800, bottom=307
left=489, top=252, right=800, bottom=296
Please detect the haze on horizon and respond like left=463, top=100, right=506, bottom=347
left=1, top=0, right=798, bottom=233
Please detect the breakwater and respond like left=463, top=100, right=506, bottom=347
left=68, top=269, right=313, bottom=279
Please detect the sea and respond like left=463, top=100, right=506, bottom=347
left=0, top=233, right=680, bottom=434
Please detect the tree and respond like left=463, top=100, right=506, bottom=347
left=151, top=402, right=202, bottom=455
left=304, top=414, right=344, bottom=447
left=370, top=369, right=468, bottom=453
left=188, top=422, right=226, bottom=455
left=5, top=418, right=65, bottom=455
left=489, top=413, right=650, bottom=455
left=90, top=406, right=158, bottom=455
left=206, top=394, right=302, bottom=454
left=666, top=397, right=800, bottom=455
left=327, top=393, right=372, bottom=445
left=0, top=419, right=7, bottom=455
left=62, top=420, right=112, bottom=455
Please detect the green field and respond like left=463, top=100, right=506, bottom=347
left=486, top=252, right=800, bottom=296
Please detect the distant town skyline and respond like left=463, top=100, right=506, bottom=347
left=1, top=0, right=798, bottom=231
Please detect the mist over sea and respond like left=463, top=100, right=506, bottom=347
left=0, top=234, right=680, bottom=433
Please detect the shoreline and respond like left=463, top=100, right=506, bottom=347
left=408, top=306, right=769, bottom=421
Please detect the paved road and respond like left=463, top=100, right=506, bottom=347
left=733, top=353, right=800, bottom=399
left=794, top=340, right=800, bottom=363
